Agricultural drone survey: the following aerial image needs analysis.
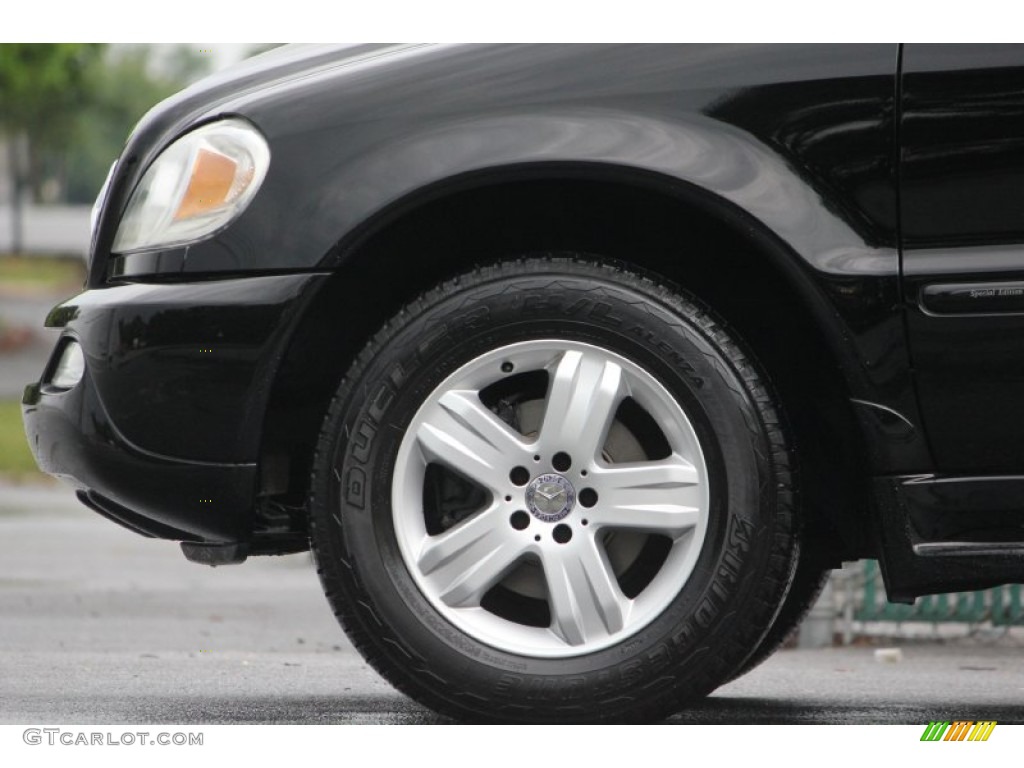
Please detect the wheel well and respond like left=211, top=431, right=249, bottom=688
left=260, top=175, right=870, bottom=559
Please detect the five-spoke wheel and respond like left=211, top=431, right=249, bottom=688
left=310, top=258, right=798, bottom=722
left=393, top=341, right=709, bottom=656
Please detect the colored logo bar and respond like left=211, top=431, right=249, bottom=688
left=920, top=721, right=997, bottom=742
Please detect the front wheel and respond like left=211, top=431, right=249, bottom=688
left=309, top=258, right=798, bottom=722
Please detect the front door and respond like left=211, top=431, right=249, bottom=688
left=902, top=44, right=1024, bottom=473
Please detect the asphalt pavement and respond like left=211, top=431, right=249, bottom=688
left=2, top=485, right=1023, bottom=725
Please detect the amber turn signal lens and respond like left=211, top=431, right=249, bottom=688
left=174, top=148, right=240, bottom=220
left=113, top=118, right=269, bottom=253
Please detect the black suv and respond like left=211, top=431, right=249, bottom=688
left=22, top=44, right=1024, bottom=722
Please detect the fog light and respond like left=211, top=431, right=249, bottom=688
left=50, top=341, right=85, bottom=390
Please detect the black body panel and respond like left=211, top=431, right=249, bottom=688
left=94, top=44, right=927, bottom=475
left=22, top=273, right=327, bottom=541
left=23, top=372, right=255, bottom=542
left=902, top=44, right=1024, bottom=473
left=40, top=274, right=327, bottom=462
left=44, top=275, right=326, bottom=462
left=20, top=43, right=1024, bottom=596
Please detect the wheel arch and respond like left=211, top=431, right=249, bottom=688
left=260, top=163, right=879, bottom=559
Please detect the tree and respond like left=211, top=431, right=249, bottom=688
left=0, top=44, right=105, bottom=252
left=0, top=43, right=219, bottom=252
left=64, top=45, right=214, bottom=205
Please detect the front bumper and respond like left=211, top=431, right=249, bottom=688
left=22, top=272, right=327, bottom=542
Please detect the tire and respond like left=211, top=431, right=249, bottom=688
left=309, top=257, right=798, bottom=722
left=728, top=553, right=831, bottom=681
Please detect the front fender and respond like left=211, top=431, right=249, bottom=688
left=285, top=107, right=893, bottom=279
left=124, top=44, right=895, bottom=276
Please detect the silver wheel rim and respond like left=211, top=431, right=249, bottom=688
left=392, top=339, right=710, bottom=658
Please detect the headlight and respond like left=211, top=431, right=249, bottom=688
left=112, top=118, right=270, bottom=254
